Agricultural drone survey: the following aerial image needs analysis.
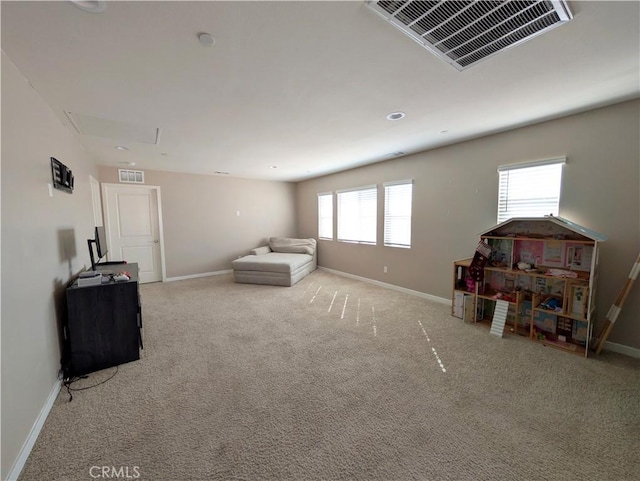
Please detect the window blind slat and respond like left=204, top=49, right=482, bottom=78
left=497, top=156, right=566, bottom=172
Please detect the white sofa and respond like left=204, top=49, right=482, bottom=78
left=232, top=237, right=317, bottom=287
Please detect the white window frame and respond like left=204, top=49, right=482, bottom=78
left=497, top=157, right=565, bottom=223
left=384, top=180, right=413, bottom=248
left=317, top=192, right=333, bottom=240
left=337, top=185, right=378, bottom=245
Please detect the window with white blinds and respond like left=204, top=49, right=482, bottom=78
left=497, top=157, right=565, bottom=223
left=337, top=185, right=377, bottom=244
left=317, top=193, right=333, bottom=240
left=384, top=180, right=413, bottom=248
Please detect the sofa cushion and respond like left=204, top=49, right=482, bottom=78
left=232, top=252, right=313, bottom=274
left=250, top=246, right=272, bottom=255
left=269, top=237, right=316, bottom=256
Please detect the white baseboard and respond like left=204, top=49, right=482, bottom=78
left=165, top=269, right=232, bottom=282
left=317, top=268, right=640, bottom=358
left=6, top=380, right=62, bottom=481
left=318, top=267, right=451, bottom=306
left=601, top=340, right=640, bottom=358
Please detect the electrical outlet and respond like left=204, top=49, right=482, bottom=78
left=384, top=266, right=388, bottom=273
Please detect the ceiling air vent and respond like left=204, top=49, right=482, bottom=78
left=366, top=0, right=572, bottom=70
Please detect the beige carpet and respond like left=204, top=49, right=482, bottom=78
left=19, top=270, right=640, bottom=480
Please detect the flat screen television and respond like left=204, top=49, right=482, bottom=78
left=95, top=226, right=108, bottom=259
left=88, top=226, right=108, bottom=270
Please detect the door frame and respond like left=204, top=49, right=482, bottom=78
left=101, top=182, right=167, bottom=282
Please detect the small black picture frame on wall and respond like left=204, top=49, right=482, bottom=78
left=51, top=157, right=74, bottom=193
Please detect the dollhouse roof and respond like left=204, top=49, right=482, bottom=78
left=479, top=216, right=607, bottom=242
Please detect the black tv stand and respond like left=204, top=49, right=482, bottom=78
left=63, top=263, right=142, bottom=377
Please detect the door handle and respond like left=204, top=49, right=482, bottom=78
left=153, top=240, right=159, bottom=243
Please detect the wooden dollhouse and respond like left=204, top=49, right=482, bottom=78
left=452, top=216, right=606, bottom=357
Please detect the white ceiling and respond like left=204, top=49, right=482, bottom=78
left=2, top=1, right=639, bottom=182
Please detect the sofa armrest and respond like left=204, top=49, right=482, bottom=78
left=250, top=246, right=272, bottom=256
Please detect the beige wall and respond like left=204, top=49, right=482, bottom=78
left=97, top=167, right=297, bottom=278
left=296, top=99, right=640, bottom=350
left=1, top=53, right=99, bottom=479
left=2, top=47, right=637, bottom=480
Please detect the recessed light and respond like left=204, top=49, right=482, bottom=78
left=386, top=111, right=406, bottom=121
left=69, top=1, right=106, bottom=13
left=269, top=165, right=278, bottom=169
left=198, top=33, right=216, bottom=47
left=161, top=153, right=169, bottom=156
left=214, top=171, right=230, bottom=175
left=387, top=151, right=405, bottom=157
left=117, top=161, right=136, bottom=166
left=440, top=129, right=449, bottom=134
left=115, top=146, right=129, bottom=151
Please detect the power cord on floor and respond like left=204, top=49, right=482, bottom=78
left=62, top=366, right=118, bottom=402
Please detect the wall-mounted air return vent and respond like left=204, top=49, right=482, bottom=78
left=366, top=0, right=572, bottom=70
left=119, top=169, right=145, bottom=184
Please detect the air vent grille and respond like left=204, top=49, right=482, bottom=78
left=367, top=0, right=572, bottom=70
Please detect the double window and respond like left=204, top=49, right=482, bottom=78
left=497, top=157, right=565, bottom=223
left=317, top=180, right=413, bottom=248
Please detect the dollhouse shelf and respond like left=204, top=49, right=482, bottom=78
left=452, top=216, right=606, bottom=358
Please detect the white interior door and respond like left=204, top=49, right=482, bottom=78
left=102, top=183, right=164, bottom=283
